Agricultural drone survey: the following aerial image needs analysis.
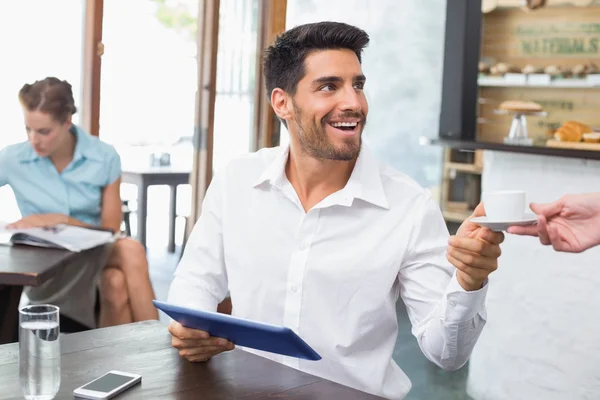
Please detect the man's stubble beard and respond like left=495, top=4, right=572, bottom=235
left=292, top=101, right=365, bottom=161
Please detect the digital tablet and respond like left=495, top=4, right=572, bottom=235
left=153, top=300, right=321, bottom=361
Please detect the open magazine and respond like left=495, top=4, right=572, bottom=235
left=0, top=223, right=116, bottom=252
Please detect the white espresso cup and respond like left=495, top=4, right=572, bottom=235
left=482, top=190, right=526, bottom=221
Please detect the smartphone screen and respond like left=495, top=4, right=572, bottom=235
left=82, top=373, right=134, bottom=393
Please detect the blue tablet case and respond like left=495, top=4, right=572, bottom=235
left=153, top=300, right=321, bottom=361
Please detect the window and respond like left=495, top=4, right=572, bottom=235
left=100, top=0, right=199, bottom=170
left=0, top=0, right=83, bottom=149
left=0, top=0, right=84, bottom=222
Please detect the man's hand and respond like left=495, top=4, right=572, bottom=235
left=447, top=203, right=505, bottom=291
left=7, top=214, right=68, bottom=229
left=507, top=193, right=600, bottom=253
left=169, top=321, right=234, bottom=362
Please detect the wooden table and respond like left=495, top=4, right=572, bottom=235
left=0, top=321, right=382, bottom=399
left=0, top=244, right=107, bottom=345
left=122, top=167, right=190, bottom=252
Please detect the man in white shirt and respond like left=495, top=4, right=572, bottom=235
left=167, top=21, right=504, bottom=399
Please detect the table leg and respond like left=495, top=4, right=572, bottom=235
left=168, top=185, right=177, bottom=253
left=0, top=285, right=24, bottom=345
left=137, top=183, right=148, bottom=249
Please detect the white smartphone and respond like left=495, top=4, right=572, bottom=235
left=73, top=370, right=142, bottom=399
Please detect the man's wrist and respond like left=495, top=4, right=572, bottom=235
left=456, top=271, right=484, bottom=291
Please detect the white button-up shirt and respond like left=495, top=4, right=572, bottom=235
left=168, top=145, right=488, bottom=399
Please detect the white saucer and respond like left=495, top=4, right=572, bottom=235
left=470, top=213, right=538, bottom=232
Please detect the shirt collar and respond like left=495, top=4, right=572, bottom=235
left=344, top=144, right=389, bottom=209
left=253, top=144, right=389, bottom=210
left=16, top=143, right=40, bottom=162
left=17, top=125, right=103, bottom=163
left=253, top=146, right=291, bottom=190
left=72, top=125, right=104, bottom=162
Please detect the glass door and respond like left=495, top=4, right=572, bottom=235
left=100, top=0, right=199, bottom=170
left=212, top=0, right=259, bottom=173
left=100, top=0, right=200, bottom=248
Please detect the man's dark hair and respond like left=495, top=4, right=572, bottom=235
left=262, top=21, right=370, bottom=100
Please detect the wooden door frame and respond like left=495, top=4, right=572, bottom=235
left=189, top=0, right=287, bottom=225
left=252, top=0, right=287, bottom=150
left=81, top=0, right=104, bottom=137
left=188, top=0, right=221, bottom=226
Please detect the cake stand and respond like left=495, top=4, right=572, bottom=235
left=493, top=109, right=548, bottom=146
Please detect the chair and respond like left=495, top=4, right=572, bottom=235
left=217, top=297, right=232, bottom=315
left=123, top=198, right=189, bottom=251
left=122, top=200, right=132, bottom=236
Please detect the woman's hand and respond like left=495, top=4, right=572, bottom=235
left=7, top=214, right=68, bottom=229
left=508, top=193, right=600, bottom=253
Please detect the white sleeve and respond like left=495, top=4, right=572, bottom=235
left=399, top=196, right=488, bottom=371
left=167, top=173, right=228, bottom=312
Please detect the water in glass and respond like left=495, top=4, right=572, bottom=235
left=19, top=306, right=61, bottom=400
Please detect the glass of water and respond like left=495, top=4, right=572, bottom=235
left=19, top=305, right=61, bottom=400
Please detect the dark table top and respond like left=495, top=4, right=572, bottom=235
left=0, top=321, right=382, bottom=399
left=0, top=244, right=76, bottom=286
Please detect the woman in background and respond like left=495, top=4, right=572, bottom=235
left=0, top=77, right=158, bottom=329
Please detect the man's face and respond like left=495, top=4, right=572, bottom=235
left=288, top=49, right=368, bottom=161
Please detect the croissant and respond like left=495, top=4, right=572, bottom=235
left=554, top=121, right=592, bottom=142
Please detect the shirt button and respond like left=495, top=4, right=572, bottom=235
left=449, top=300, right=457, bottom=307
left=291, top=286, right=298, bottom=293
left=298, top=243, right=307, bottom=251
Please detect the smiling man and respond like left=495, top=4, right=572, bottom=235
left=167, top=22, right=504, bottom=399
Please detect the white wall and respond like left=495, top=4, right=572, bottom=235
left=285, top=0, right=446, bottom=190
left=467, top=150, right=600, bottom=400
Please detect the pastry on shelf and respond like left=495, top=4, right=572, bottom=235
left=499, top=100, right=543, bottom=113
left=478, top=61, right=491, bottom=74
left=522, top=64, right=543, bottom=74
left=583, top=132, right=600, bottom=143
left=571, top=64, right=587, bottom=78
left=554, top=121, right=593, bottom=142
left=587, top=62, right=600, bottom=75
left=490, top=62, right=519, bottom=76
left=544, top=65, right=563, bottom=77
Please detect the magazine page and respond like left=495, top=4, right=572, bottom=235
left=0, top=223, right=115, bottom=252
